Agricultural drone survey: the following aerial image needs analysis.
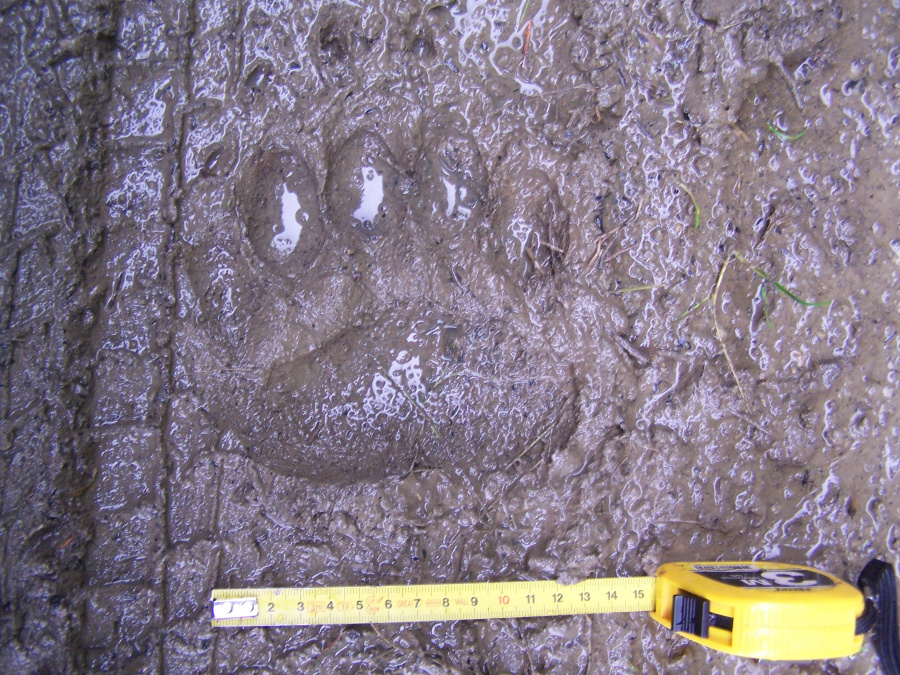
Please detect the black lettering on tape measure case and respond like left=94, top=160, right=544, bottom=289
left=693, top=566, right=834, bottom=589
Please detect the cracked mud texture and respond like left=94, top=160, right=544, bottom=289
left=1, top=0, right=899, bottom=673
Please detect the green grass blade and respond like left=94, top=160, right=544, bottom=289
left=678, top=182, right=701, bottom=229
left=679, top=296, right=708, bottom=319
left=518, top=0, right=532, bottom=26
left=767, top=121, right=806, bottom=141
left=770, top=280, right=830, bottom=307
left=617, top=284, right=662, bottom=293
left=761, top=285, right=772, bottom=327
left=735, top=253, right=830, bottom=307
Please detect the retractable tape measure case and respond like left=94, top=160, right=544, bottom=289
left=650, top=561, right=865, bottom=660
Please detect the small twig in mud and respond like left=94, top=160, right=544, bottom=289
left=584, top=616, right=594, bottom=675
left=711, top=256, right=746, bottom=402
left=499, top=425, right=553, bottom=473
left=665, top=518, right=728, bottom=535
left=379, top=368, right=441, bottom=437
left=482, top=398, right=571, bottom=516
left=516, top=19, right=534, bottom=74
left=105, top=272, right=123, bottom=309
left=69, top=467, right=98, bottom=498
left=511, top=621, right=537, bottom=673
left=677, top=182, right=701, bottom=230
left=583, top=237, right=606, bottom=274
left=58, top=535, right=76, bottom=551
left=754, top=204, right=776, bottom=250
left=766, top=120, right=806, bottom=142
left=582, top=196, right=644, bottom=276
left=483, top=457, right=544, bottom=520
left=501, top=399, right=570, bottom=473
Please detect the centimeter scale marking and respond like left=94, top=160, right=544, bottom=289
left=211, top=577, right=656, bottom=628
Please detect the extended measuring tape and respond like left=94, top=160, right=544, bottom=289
left=212, top=559, right=900, bottom=670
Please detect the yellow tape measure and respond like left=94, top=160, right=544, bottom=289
left=212, top=561, right=872, bottom=662
left=212, top=576, right=655, bottom=626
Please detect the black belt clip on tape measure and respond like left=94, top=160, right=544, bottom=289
left=650, top=558, right=899, bottom=673
left=857, top=559, right=900, bottom=675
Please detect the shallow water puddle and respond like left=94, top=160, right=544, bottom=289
left=352, top=166, right=384, bottom=227
left=440, top=170, right=473, bottom=220
left=271, top=184, right=307, bottom=254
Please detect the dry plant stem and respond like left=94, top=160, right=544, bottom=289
left=617, top=284, right=661, bottom=293
left=69, top=467, right=99, bottom=497
left=500, top=426, right=552, bottom=473
left=315, top=629, right=347, bottom=662
left=495, top=457, right=543, bottom=508
left=539, top=240, right=566, bottom=254
left=524, top=246, right=545, bottom=275
left=727, top=408, right=773, bottom=437
left=499, top=396, right=569, bottom=473
left=610, top=331, right=650, bottom=367
left=583, top=227, right=621, bottom=275
left=608, top=244, right=636, bottom=261
left=371, top=624, right=410, bottom=657
left=776, top=58, right=804, bottom=110
left=677, top=181, right=700, bottom=229
left=582, top=196, right=643, bottom=276
left=712, top=256, right=746, bottom=402
left=728, top=122, right=750, bottom=143
left=482, top=397, right=570, bottom=517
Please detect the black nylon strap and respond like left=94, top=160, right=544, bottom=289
left=857, top=559, right=900, bottom=675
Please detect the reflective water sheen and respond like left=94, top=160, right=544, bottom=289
left=2, top=0, right=898, bottom=673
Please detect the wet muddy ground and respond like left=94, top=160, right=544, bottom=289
left=1, top=0, right=899, bottom=672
